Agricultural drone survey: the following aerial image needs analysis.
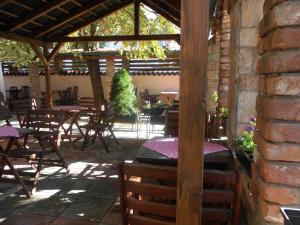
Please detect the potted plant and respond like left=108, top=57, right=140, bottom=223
left=110, top=68, right=138, bottom=124
left=233, top=116, right=256, bottom=174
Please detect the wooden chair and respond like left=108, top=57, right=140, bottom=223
left=78, top=96, right=96, bottom=108
left=13, top=98, right=36, bottom=128
left=81, top=102, right=118, bottom=152
left=118, top=163, right=242, bottom=225
left=164, top=110, right=179, bottom=137
left=26, top=109, right=70, bottom=192
left=20, top=86, right=30, bottom=99
left=71, top=86, right=78, bottom=105
left=0, top=91, right=13, bottom=125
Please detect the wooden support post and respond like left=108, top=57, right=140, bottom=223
left=177, top=1, right=209, bottom=225
left=134, top=0, right=140, bottom=36
left=30, top=42, right=63, bottom=108
left=87, top=59, right=105, bottom=108
left=44, top=64, right=53, bottom=108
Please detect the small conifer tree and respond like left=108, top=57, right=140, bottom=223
left=110, top=68, right=137, bottom=116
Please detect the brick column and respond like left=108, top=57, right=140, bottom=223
left=28, top=63, right=42, bottom=108
left=103, top=59, right=115, bottom=101
left=253, top=1, right=300, bottom=224
left=218, top=8, right=231, bottom=107
left=228, top=0, right=263, bottom=138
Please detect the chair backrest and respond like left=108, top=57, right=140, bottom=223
left=26, top=109, right=67, bottom=132
left=119, top=163, right=177, bottom=225
left=20, top=86, right=30, bottom=99
left=72, top=86, right=78, bottom=104
left=9, top=86, right=18, bottom=100
left=78, top=97, right=96, bottom=108
left=119, top=163, right=242, bottom=225
left=164, top=110, right=179, bottom=137
left=13, top=98, right=36, bottom=127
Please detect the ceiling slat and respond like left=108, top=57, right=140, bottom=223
left=10, top=0, right=70, bottom=32
left=34, top=0, right=113, bottom=37
left=49, top=0, right=134, bottom=39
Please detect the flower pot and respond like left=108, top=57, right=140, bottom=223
left=236, top=148, right=253, bottom=175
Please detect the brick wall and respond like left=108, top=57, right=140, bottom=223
left=228, top=0, right=263, bottom=138
left=253, top=0, right=300, bottom=224
left=206, top=35, right=221, bottom=114
left=218, top=8, right=231, bottom=108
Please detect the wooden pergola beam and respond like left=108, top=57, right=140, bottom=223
left=55, top=0, right=134, bottom=38
left=176, top=0, right=209, bottom=225
left=30, top=43, right=64, bottom=108
left=34, top=0, right=112, bottom=37
left=141, top=0, right=180, bottom=27
left=48, top=34, right=180, bottom=42
left=134, top=0, right=140, bottom=36
left=10, top=0, right=70, bottom=32
left=0, top=31, right=44, bottom=46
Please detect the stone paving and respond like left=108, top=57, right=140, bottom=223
left=0, top=138, right=144, bottom=225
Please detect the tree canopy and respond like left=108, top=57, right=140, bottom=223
left=0, top=3, right=179, bottom=66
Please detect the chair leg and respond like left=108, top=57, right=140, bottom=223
left=81, top=128, right=90, bottom=151
left=99, top=131, right=110, bottom=153
left=32, top=152, right=43, bottom=194
left=53, top=147, right=69, bottom=173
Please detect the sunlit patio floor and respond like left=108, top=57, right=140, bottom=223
left=0, top=135, right=146, bottom=225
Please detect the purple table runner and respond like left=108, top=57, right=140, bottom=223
left=142, top=137, right=228, bottom=159
left=0, top=127, right=20, bottom=138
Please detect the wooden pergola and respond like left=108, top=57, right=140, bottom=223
left=0, top=0, right=214, bottom=224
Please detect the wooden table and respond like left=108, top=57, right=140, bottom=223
left=52, top=105, right=94, bottom=146
left=0, top=127, right=35, bottom=198
left=159, top=91, right=178, bottom=105
left=136, top=137, right=231, bottom=168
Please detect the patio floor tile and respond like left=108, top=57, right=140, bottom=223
left=60, top=197, right=114, bottom=222
left=1, top=212, right=55, bottom=225
left=50, top=217, right=98, bottom=225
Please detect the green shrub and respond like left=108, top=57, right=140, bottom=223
left=110, top=68, right=138, bottom=116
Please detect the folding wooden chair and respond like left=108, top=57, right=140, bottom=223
left=26, top=109, right=70, bottom=192
left=81, top=102, right=118, bottom=152
left=118, top=163, right=243, bottom=225
left=13, top=98, right=36, bottom=128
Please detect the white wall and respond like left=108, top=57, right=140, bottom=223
left=3, top=74, right=179, bottom=100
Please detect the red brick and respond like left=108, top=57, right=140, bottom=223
left=261, top=75, right=300, bottom=96
left=257, top=50, right=300, bottom=74
left=263, top=0, right=289, bottom=14
left=259, top=27, right=300, bottom=54
left=258, top=118, right=300, bottom=144
left=253, top=167, right=299, bottom=204
left=259, top=198, right=284, bottom=223
left=257, top=95, right=300, bottom=121
left=254, top=133, right=300, bottom=162
left=254, top=154, right=300, bottom=187
left=260, top=1, right=300, bottom=37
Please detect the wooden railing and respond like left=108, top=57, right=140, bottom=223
left=2, top=57, right=180, bottom=76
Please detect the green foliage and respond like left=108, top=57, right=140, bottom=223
left=66, top=4, right=179, bottom=58
left=219, top=107, right=228, bottom=121
left=0, top=39, right=37, bottom=66
left=110, top=68, right=138, bottom=116
left=212, top=91, right=219, bottom=104
left=233, top=132, right=255, bottom=155
left=233, top=116, right=257, bottom=155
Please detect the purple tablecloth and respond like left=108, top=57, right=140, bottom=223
left=142, top=137, right=228, bottom=159
left=0, top=127, right=19, bottom=138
